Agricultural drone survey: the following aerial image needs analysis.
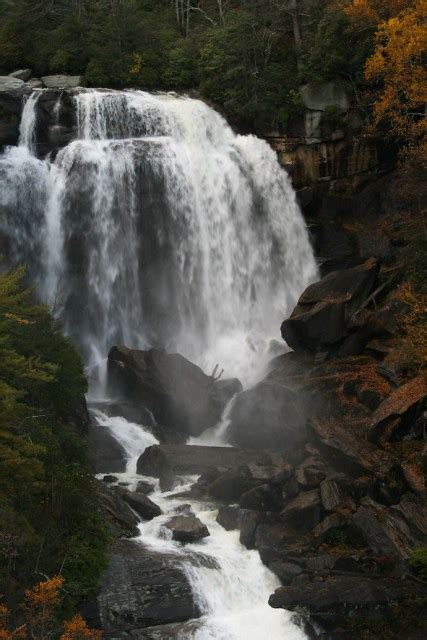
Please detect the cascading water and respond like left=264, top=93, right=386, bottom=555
left=0, top=88, right=317, bottom=638
left=0, top=88, right=317, bottom=386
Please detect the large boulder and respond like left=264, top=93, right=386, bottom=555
left=136, top=444, right=274, bottom=478
left=280, top=489, right=322, bottom=532
left=87, top=540, right=201, bottom=631
left=0, top=76, right=27, bottom=92
left=41, top=74, right=86, bottom=88
left=94, top=480, right=140, bottom=538
left=164, top=516, right=209, bottom=543
left=281, top=258, right=378, bottom=352
left=116, top=488, right=162, bottom=521
left=8, top=69, right=32, bottom=81
left=108, top=346, right=233, bottom=437
left=227, top=379, right=307, bottom=453
left=87, top=423, right=127, bottom=473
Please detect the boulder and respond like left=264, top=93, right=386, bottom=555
left=103, top=475, right=118, bottom=484
left=91, top=540, right=200, bottom=631
left=216, top=506, right=241, bottom=531
left=280, top=490, right=322, bottom=532
left=164, top=516, right=209, bottom=543
left=108, top=346, right=228, bottom=437
left=368, top=376, right=426, bottom=444
left=136, top=480, right=155, bottom=495
left=213, top=377, right=243, bottom=406
left=312, top=512, right=349, bottom=543
left=239, top=484, right=282, bottom=512
left=136, top=444, right=273, bottom=478
left=87, top=423, right=127, bottom=473
left=269, top=576, right=417, bottom=632
left=295, top=456, right=327, bottom=488
left=0, top=76, right=27, bottom=92
left=239, top=510, right=263, bottom=549
left=8, top=69, right=32, bottom=81
left=41, top=74, right=86, bottom=88
left=281, top=258, right=378, bottom=351
left=227, top=380, right=307, bottom=453
left=116, top=488, right=162, bottom=521
left=94, top=480, right=140, bottom=538
left=27, top=78, right=44, bottom=89
left=269, top=561, right=302, bottom=585
left=207, top=468, right=254, bottom=502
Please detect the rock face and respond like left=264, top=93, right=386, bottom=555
left=87, top=424, right=127, bottom=473
left=91, top=540, right=200, bottom=632
left=281, top=257, right=378, bottom=351
left=9, top=69, right=32, bottom=81
left=108, top=346, right=234, bottom=437
left=164, top=516, right=210, bottom=542
left=300, top=81, right=350, bottom=113
left=227, top=379, right=307, bottom=453
left=116, top=488, right=162, bottom=521
left=94, top=480, right=140, bottom=538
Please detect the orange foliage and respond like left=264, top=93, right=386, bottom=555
left=0, top=578, right=101, bottom=640
left=344, top=0, right=412, bottom=23
left=60, top=615, right=102, bottom=640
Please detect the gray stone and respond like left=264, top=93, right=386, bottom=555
left=27, top=78, right=44, bottom=89
left=164, top=516, right=209, bottom=543
left=41, top=74, right=86, bottom=88
left=280, top=490, right=322, bottom=532
left=269, top=561, right=302, bottom=585
left=116, top=488, right=162, bottom=521
left=87, top=423, right=127, bottom=473
left=320, top=479, right=343, bottom=511
left=9, top=69, right=32, bottom=81
left=0, top=76, right=26, bottom=92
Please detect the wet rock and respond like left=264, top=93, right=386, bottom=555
left=269, top=576, right=417, bottom=632
left=92, top=540, right=200, bottom=631
left=280, top=490, right=322, bottom=532
left=269, top=561, right=303, bottom=585
left=116, top=488, right=162, bottom=521
left=164, top=516, right=209, bottom=543
left=137, top=444, right=271, bottom=478
left=0, top=76, right=28, bottom=92
left=27, top=78, right=44, bottom=89
left=281, top=258, right=378, bottom=351
left=216, top=506, right=241, bottom=530
left=41, top=74, right=86, bottom=88
left=103, top=475, right=119, bottom=484
left=368, top=376, right=426, bottom=444
left=239, top=510, right=262, bottom=550
left=94, top=480, right=140, bottom=538
left=227, top=380, right=307, bottom=452
left=136, top=480, right=155, bottom=495
left=213, top=377, right=243, bottom=406
left=87, top=423, right=127, bottom=473
left=207, top=468, right=254, bottom=502
left=239, top=484, right=282, bottom=511
left=108, top=346, right=230, bottom=437
left=255, top=524, right=310, bottom=564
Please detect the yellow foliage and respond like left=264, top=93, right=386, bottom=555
left=60, top=615, right=102, bottom=640
left=345, top=0, right=412, bottom=22
left=395, top=282, right=427, bottom=372
left=363, top=0, right=427, bottom=144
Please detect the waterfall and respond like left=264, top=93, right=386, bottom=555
left=0, top=89, right=317, bottom=387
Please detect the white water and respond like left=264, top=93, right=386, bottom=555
left=93, top=412, right=307, bottom=640
left=0, top=88, right=317, bottom=387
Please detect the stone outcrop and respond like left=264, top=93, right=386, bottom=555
left=115, top=487, right=162, bottom=521
left=108, top=346, right=238, bottom=437
left=87, top=423, right=127, bottom=474
left=41, top=75, right=86, bottom=88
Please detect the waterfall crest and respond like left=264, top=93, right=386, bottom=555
left=0, top=89, right=317, bottom=385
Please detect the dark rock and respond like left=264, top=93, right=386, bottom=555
left=281, top=258, right=378, bottom=351
left=239, top=510, right=262, bottom=549
left=8, top=69, right=32, bottom=81
left=239, top=484, right=282, bottom=512
left=280, top=490, right=322, bottom=532
left=269, top=561, right=302, bottom=585
left=136, top=480, right=155, bottom=495
left=320, top=479, right=343, bottom=511
left=213, top=377, right=243, bottom=406
left=164, top=516, right=209, bottom=543
left=216, top=506, right=241, bottom=530
left=94, top=480, right=140, bottom=538
left=255, top=524, right=310, bottom=564
left=304, top=554, right=336, bottom=573
left=92, top=540, right=200, bottom=631
left=207, top=468, right=254, bottom=502
left=137, top=444, right=272, bottom=479
left=103, top=475, right=118, bottom=484
left=108, top=346, right=228, bottom=437
left=117, top=488, right=162, bottom=521
left=269, top=576, right=417, bottom=632
left=368, top=376, right=426, bottom=444
left=87, top=424, right=127, bottom=474
left=227, top=380, right=307, bottom=452
left=172, top=503, right=194, bottom=516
